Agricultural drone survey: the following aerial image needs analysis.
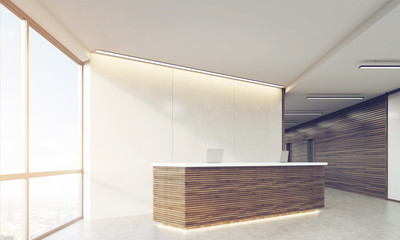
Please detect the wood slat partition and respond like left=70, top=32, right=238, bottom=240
left=153, top=167, right=186, bottom=226
left=285, top=96, right=387, bottom=199
left=154, top=166, right=325, bottom=229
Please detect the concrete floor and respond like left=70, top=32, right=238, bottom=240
left=44, top=188, right=400, bottom=240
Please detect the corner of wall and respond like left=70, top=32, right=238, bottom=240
left=83, top=61, right=91, bottom=219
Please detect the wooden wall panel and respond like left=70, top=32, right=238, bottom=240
left=153, top=167, right=186, bottom=226
left=154, top=166, right=325, bottom=229
left=285, top=96, right=387, bottom=199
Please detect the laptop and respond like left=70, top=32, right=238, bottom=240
left=280, top=150, right=289, bottom=163
left=207, top=149, right=224, bottom=163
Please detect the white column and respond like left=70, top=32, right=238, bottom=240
left=388, top=91, right=400, bottom=201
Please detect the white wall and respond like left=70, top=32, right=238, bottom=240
left=388, top=91, right=400, bottom=201
left=85, top=53, right=282, bottom=219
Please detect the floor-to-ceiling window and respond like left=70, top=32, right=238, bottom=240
left=0, top=3, right=82, bottom=240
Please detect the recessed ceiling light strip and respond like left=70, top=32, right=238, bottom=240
left=95, top=50, right=284, bottom=88
left=306, top=97, right=364, bottom=100
left=359, top=65, right=400, bottom=69
left=285, top=112, right=323, bottom=116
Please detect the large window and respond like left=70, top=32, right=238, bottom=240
left=0, top=3, right=82, bottom=240
left=0, top=0, right=26, bottom=175
left=29, top=28, right=82, bottom=173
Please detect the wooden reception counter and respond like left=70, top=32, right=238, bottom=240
left=153, top=162, right=327, bottom=229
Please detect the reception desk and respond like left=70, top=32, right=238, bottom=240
left=153, top=162, right=327, bottom=229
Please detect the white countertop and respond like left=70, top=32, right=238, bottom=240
left=152, top=162, right=328, bottom=167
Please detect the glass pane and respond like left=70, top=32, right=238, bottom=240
left=0, top=180, right=26, bottom=240
left=29, top=173, right=82, bottom=239
left=0, top=5, right=26, bottom=174
left=28, top=27, right=82, bottom=172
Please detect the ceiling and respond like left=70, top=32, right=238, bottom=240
left=37, top=0, right=400, bottom=128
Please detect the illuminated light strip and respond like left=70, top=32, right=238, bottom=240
left=285, top=112, right=323, bottom=116
left=359, top=65, right=400, bottom=69
left=157, top=209, right=320, bottom=232
left=94, top=50, right=284, bottom=88
left=306, top=97, right=364, bottom=100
